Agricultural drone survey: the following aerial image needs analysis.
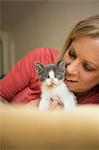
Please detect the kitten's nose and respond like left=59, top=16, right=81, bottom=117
left=51, top=79, right=55, bottom=84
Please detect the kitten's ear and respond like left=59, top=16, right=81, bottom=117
left=57, top=59, right=65, bottom=70
left=34, top=61, right=44, bottom=73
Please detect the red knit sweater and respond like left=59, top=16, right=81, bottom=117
left=0, top=48, right=99, bottom=104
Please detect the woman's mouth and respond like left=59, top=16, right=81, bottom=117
left=65, top=77, right=78, bottom=85
left=66, top=78, right=77, bottom=82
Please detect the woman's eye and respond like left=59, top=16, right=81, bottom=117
left=83, top=63, right=95, bottom=72
left=68, top=49, right=76, bottom=59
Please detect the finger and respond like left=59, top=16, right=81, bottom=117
left=48, top=99, right=59, bottom=111
left=50, top=96, right=62, bottom=105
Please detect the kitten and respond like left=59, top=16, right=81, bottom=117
left=35, top=60, right=77, bottom=111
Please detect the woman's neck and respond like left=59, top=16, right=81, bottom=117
left=74, top=85, right=99, bottom=97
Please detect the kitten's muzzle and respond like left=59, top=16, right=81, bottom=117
left=49, top=79, right=57, bottom=86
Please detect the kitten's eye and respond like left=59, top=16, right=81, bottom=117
left=57, top=75, right=61, bottom=78
left=83, top=63, right=95, bottom=72
left=68, top=49, right=76, bottom=59
left=46, top=74, right=49, bottom=78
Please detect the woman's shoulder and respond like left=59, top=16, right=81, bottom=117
left=17, top=47, right=60, bottom=68
left=30, top=47, right=59, bottom=56
left=28, top=47, right=60, bottom=64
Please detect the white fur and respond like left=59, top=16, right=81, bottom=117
left=46, top=71, right=58, bottom=86
left=39, top=81, right=77, bottom=111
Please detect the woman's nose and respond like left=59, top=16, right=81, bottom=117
left=66, top=61, right=79, bottom=75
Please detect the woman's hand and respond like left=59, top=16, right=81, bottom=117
left=48, top=96, right=63, bottom=111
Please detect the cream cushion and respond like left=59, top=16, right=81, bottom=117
left=0, top=103, right=99, bottom=150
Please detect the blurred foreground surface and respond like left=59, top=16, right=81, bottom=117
left=0, top=103, right=99, bottom=150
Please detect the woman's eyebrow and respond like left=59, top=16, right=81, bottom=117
left=71, top=45, right=98, bottom=68
left=70, top=45, right=75, bottom=50
left=69, top=45, right=76, bottom=53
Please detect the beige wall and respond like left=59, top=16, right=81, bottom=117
left=1, top=0, right=99, bottom=74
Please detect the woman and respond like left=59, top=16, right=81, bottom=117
left=0, top=15, right=99, bottom=109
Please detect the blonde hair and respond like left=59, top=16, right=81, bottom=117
left=59, top=15, right=99, bottom=59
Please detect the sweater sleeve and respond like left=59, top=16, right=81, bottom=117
left=0, top=48, right=59, bottom=102
left=0, top=50, right=33, bottom=102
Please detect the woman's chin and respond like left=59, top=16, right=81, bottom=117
left=64, top=79, right=86, bottom=96
left=65, top=79, right=78, bottom=91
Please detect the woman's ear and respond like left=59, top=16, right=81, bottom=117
left=57, top=59, right=65, bottom=70
left=34, top=62, right=44, bottom=73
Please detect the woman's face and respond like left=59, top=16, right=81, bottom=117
left=64, top=36, right=99, bottom=96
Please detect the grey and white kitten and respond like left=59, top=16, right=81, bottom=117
left=35, top=60, right=77, bottom=111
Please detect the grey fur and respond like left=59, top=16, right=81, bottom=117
left=35, top=60, right=65, bottom=81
